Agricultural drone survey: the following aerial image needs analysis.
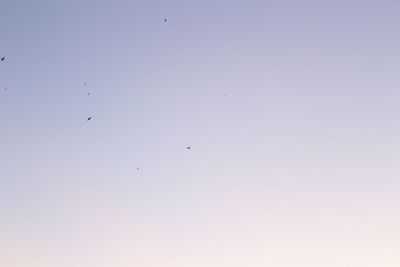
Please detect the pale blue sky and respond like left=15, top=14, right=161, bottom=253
left=1, top=1, right=400, bottom=266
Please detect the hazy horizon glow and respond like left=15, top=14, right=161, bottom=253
left=1, top=1, right=400, bottom=266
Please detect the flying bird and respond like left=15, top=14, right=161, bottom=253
left=164, top=18, right=167, bottom=22
left=87, top=117, right=92, bottom=121
left=1, top=57, right=4, bottom=61
left=186, top=146, right=191, bottom=150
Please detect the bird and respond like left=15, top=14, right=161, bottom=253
left=164, top=18, right=167, bottom=22
left=1, top=57, right=4, bottom=61
left=186, top=146, right=191, bottom=150
left=87, top=117, right=92, bottom=121
left=87, top=93, right=90, bottom=96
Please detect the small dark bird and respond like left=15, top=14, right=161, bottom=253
left=1, top=57, right=4, bottom=61
left=87, top=117, right=92, bottom=121
left=186, top=146, right=191, bottom=150
left=164, top=18, right=167, bottom=22
left=88, top=93, right=90, bottom=96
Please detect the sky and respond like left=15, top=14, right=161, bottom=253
left=1, top=0, right=400, bottom=266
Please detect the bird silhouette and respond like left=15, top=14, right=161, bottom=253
left=1, top=57, right=5, bottom=61
left=186, top=146, right=191, bottom=150
left=164, top=18, right=167, bottom=22
left=87, top=117, right=92, bottom=121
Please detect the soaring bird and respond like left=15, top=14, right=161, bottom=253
left=1, top=57, right=4, bottom=61
left=164, top=18, right=167, bottom=22
left=87, top=117, right=92, bottom=121
left=186, top=146, right=191, bottom=150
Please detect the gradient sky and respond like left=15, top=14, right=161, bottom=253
left=1, top=1, right=400, bottom=266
